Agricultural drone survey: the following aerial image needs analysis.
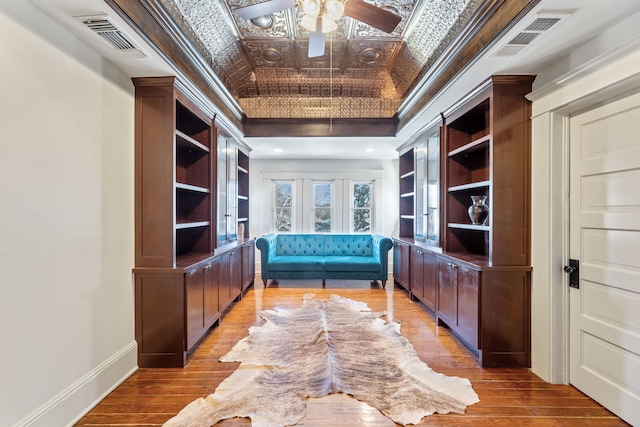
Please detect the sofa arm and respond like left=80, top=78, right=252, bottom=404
left=256, top=234, right=278, bottom=278
left=372, top=234, right=393, bottom=276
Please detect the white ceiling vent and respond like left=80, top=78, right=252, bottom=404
left=495, top=11, right=572, bottom=57
left=75, top=15, right=146, bottom=59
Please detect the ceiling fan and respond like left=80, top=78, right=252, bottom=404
left=235, top=0, right=402, bottom=57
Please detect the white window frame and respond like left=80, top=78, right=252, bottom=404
left=310, top=180, right=336, bottom=233
left=263, top=169, right=382, bottom=234
left=350, top=180, right=374, bottom=233
left=271, top=180, right=295, bottom=233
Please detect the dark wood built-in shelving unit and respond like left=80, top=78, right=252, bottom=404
left=237, top=150, right=250, bottom=238
left=398, top=149, right=416, bottom=239
left=394, top=75, right=534, bottom=368
left=132, top=76, right=254, bottom=368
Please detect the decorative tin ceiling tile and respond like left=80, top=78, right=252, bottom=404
left=243, top=40, right=296, bottom=68
left=346, top=40, right=400, bottom=69
left=157, top=0, right=480, bottom=119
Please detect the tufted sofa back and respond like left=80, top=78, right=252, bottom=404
left=323, top=234, right=372, bottom=256
left=276, top=234, right=326, bottom=256
left=273, top=234, right=376, bottom=257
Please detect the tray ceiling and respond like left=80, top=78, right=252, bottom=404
left=156, top=0, right=484, bottom=119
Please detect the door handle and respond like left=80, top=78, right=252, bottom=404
left=564, top=259, right=579, bottom=289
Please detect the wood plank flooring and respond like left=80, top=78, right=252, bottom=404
left=75, top=280, right=628, bottom=426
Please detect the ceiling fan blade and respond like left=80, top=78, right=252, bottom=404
left=308, top=30, right=326, bottom=58
left=236, top=0, right=296, bottom=20
left=344, top=0, right=401, bottom=33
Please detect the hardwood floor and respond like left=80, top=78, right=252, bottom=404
left=75, top=280, right=628, bottom=426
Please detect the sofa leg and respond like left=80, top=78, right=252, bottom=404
left=262, top=279, right=268, bottom=287
left=382, top=280, right=387, bottom=288
left=322, top=279, right=325, bottom=287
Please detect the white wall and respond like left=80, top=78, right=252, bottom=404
left=249, top=158, right=399, bottom=275
left=249, top=158, right=399, bottom=237
left=0, top=3, right=136, bottom=426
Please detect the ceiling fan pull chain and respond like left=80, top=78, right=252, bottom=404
left=330, top=30, right=333, bottom=132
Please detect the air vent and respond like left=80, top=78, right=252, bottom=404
left=495, top=12, right=572, bottom=57
left=76, top=15, right=146, bottom=59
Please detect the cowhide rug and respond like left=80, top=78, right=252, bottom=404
left=163, top=294, right=479, bottom=426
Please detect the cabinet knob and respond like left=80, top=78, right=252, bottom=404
left=448, top=262, right=458, bottom=269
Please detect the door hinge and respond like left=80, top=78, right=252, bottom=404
left=564, top=259, right=579, bottom=289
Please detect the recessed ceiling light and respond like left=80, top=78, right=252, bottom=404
left=365, top=148, right=375, bottom=152
left=273, top=148, right=283, bottom=152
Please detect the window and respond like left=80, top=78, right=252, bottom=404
left=267, top=173, right=381, bottom=234
left=313, top=182, right=333, bottom=232
left=352, top=181, right=372, bottom=233
left=273, top=181, right=294, bottom=232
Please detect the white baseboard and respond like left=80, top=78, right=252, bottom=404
left=14, top=341, right=138, bottom=427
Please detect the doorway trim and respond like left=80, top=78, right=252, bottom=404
left=529, top=46, right=640, bottom=384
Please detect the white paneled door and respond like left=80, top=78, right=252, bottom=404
left=569, top=92, right=640, bottom=426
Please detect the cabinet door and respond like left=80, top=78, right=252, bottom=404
left=413, top=125, right=441, bottom=245
left=215, top=254, right=232, bottom=312
left=229, top=249, right=242, bottom=300
left=217, top=133, right=239, bottom=247
left=203, top=262, right=219, bottom=327
left=410, top=247, right=424, bottom=300
left=241, top=243, right=255, bottom=291
left=227, top=145, right=238, bottom=240
left=185, top=267, right=205, bottom=349
left=395, top=241, right=410, bottom=290
left=456, top=264, right=479, bottom=348
left=217, top=134, right=229, bottom=247
left=422, top=250, right=437, bottom=313
left=437, top=258, right=457, bottom=327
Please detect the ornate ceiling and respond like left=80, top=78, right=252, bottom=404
left=155, top=0, right=483, bottom=119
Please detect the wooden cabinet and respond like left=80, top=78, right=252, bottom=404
left=186, top=259, right=224, bottom=350
left=241, top=241, right=255, bottom=291
left=203, top=262, right=219, bottom=328
left=392, top=239, right=411, bottom=291
left=229, top=248, right=242, bottom=304
left=213, top=254, right=230, bottom=315
left=216, top=244, right=248, bottom=314
left=133, top=76, right=214, bottom=268
left=132, top=76, right=255, bottom=368
left=437, top=75, right=533, bottom=367
left=185, top=267, right=206, bottom=350
left=436, top=258, right=457, bottom=327
left=443, top=75, right=533, bottom=266
left=395, top=76, right=533, bottom=367
left=436, top=256, right=479, bottom=349
left=410, top=246, right=437, bottom=313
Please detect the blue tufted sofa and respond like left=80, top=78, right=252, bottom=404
left=256, top=234, right=393, bottom=287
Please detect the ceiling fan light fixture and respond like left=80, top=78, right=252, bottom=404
left=325, top=0, right=344, bottom=21
left=301, top=14, right=318, bottom=32
left=301, top=0, right=343, bottom=34
left=321, top=15, right=338, bottom=33
left=302, top=0, right=321, bottom=17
